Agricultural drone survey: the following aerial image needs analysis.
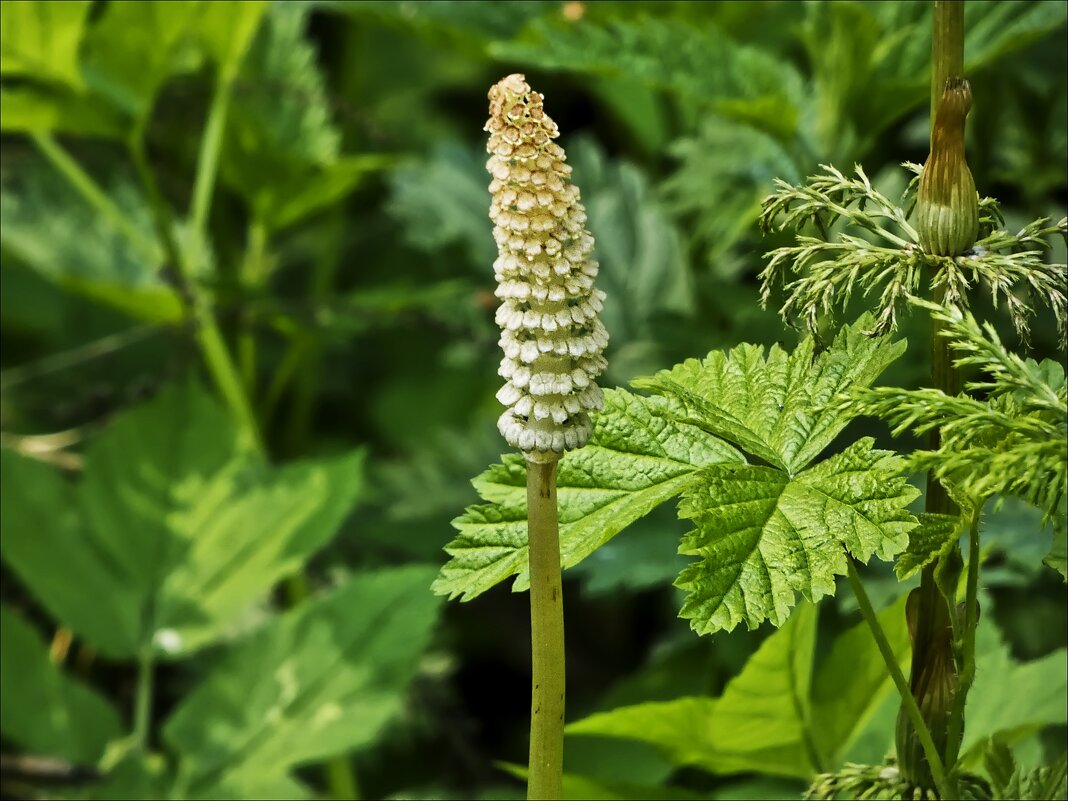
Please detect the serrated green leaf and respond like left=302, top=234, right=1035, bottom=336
left=0, top=152, right=181, bottom=323
left=163, top=566, right=441, bottom=791
left=0, top=605, right=123, bottom=764
left=663, top=115, right=800, bottom=275
left=0, top=0, right=91, bottom=89
left=895, top=513, right=962, bottom=579
left=676, top=439, right=917, bottom=633
left=490, top=15, right=804, bottom=140
left=433, top=388, right=742, bottom=601
left=566, top=137, right=694, bottom=350
left=635, top=316, right=907, bottom=475
left=1, top=381, right=365, bottom=658
left=984, top=738, right=1021, bottom=800
left=81, top=0, right=208, bottom=121
left=567, top=603, right=818, bottom=779
left=221, top=3, right=352, bottom=225
left=387, top=141, right=497, bottom=267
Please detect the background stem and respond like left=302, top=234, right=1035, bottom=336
left=526, top=458, right=565, bottom=800
left=133, top=647, right=154, bottom=752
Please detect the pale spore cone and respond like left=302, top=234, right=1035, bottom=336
left=486, top=74, right=607, bottom=462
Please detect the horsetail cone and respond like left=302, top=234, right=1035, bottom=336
left=486, top=74, right=608, bottom=462
left=916, top=77, right=979, bottom=257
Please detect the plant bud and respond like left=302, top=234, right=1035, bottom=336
left=486, top=74, right=607, bottom=461
left=916, top=77, right=979, bottom=257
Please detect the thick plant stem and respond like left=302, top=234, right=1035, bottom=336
left=526, top=458, right=565, bottom=800
left=896, top=295, right=963, bottom=790
left=895, top=4, right=968, bottom=792
left=847, top=560, right=950, bottom=800
left=930, top=0, right=965, bottom=128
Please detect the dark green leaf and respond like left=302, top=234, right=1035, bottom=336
left=1, top=382, right=366, bottom=658
left=163, top=565, right=441, bottom=791
left=0, top=605, right=123, bottom=764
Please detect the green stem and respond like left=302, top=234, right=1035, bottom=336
left=128, top=132, right=184, bottom=275
left=283, top=207, right=344, bottom=457
left=325, top=757, right=361, bottom=801
left=173, top=74, right=263, bottom=454
left=893, top=4, right=968, bottom=792
left=846, top=560, right=950, bottom=799
left=190, top=75, right=233, bottom=236
left=526, top=458, right=565, bottom=800
left=931, top=1, right=965, bottom=129
left=32, top=133, right=158, bottom=262
left=944, top=510, right=982, bottom=769
left=133, top=647, right=154, bottom=752
left=238, top=219, right=269, bottom=395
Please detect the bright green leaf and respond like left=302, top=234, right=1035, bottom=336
left=0, top=0, right=91, bottom=88
left=0, top=153, right=181, bottom=323
left=0, top=85, right=127, bottom=138
left=163, top=566, right=441, bottom=791
left=809, top=594, right=910, bottom=766
left=634, top=315, right=908, bottom=475
left=894, top=513, right=962, bottom=579
left=0, top=605, right=123, bottom=764
left=221, top=3, right=364, bottom=226
left=676, top=438, right=916, bottom=633
left=1, top=382, right=365, bottom=658
left=255, top=155, right=396, bottom=232
left=433, top=388, right=742, bottom=601
left=960, top=616, right=1068, bottom=764
left=567, top=602, right=819, bottom=779
left=196, top=1, right=268, bottom=77
left=81, top=0, right=208, bottom=121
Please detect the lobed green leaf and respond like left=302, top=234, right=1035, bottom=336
left=432, top=388, right=742, bottom=601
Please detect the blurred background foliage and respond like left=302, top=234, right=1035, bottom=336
left=0, top=1, right=1065, bottom=799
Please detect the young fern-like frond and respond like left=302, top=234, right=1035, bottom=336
left=842, top=302, right=1067, bottom=522
left=760, top=165, right=1067, bottom=339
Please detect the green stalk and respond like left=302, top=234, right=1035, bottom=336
left=895, top=3, right=968, bottom=792
left=944, top=510, right=982, bottom=768
left=174, top=74, right=264, bottom=454
left=526, top=459, right=565, bottom=800
left=930, top=0, right=965, bottom=128
left=32, top=133, right=159, bottom=262
left=133, top=646, right=155, bottom=752
left=847, top=560, right=950, bottom=799
left=238, top=219, right=269, bottom=394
